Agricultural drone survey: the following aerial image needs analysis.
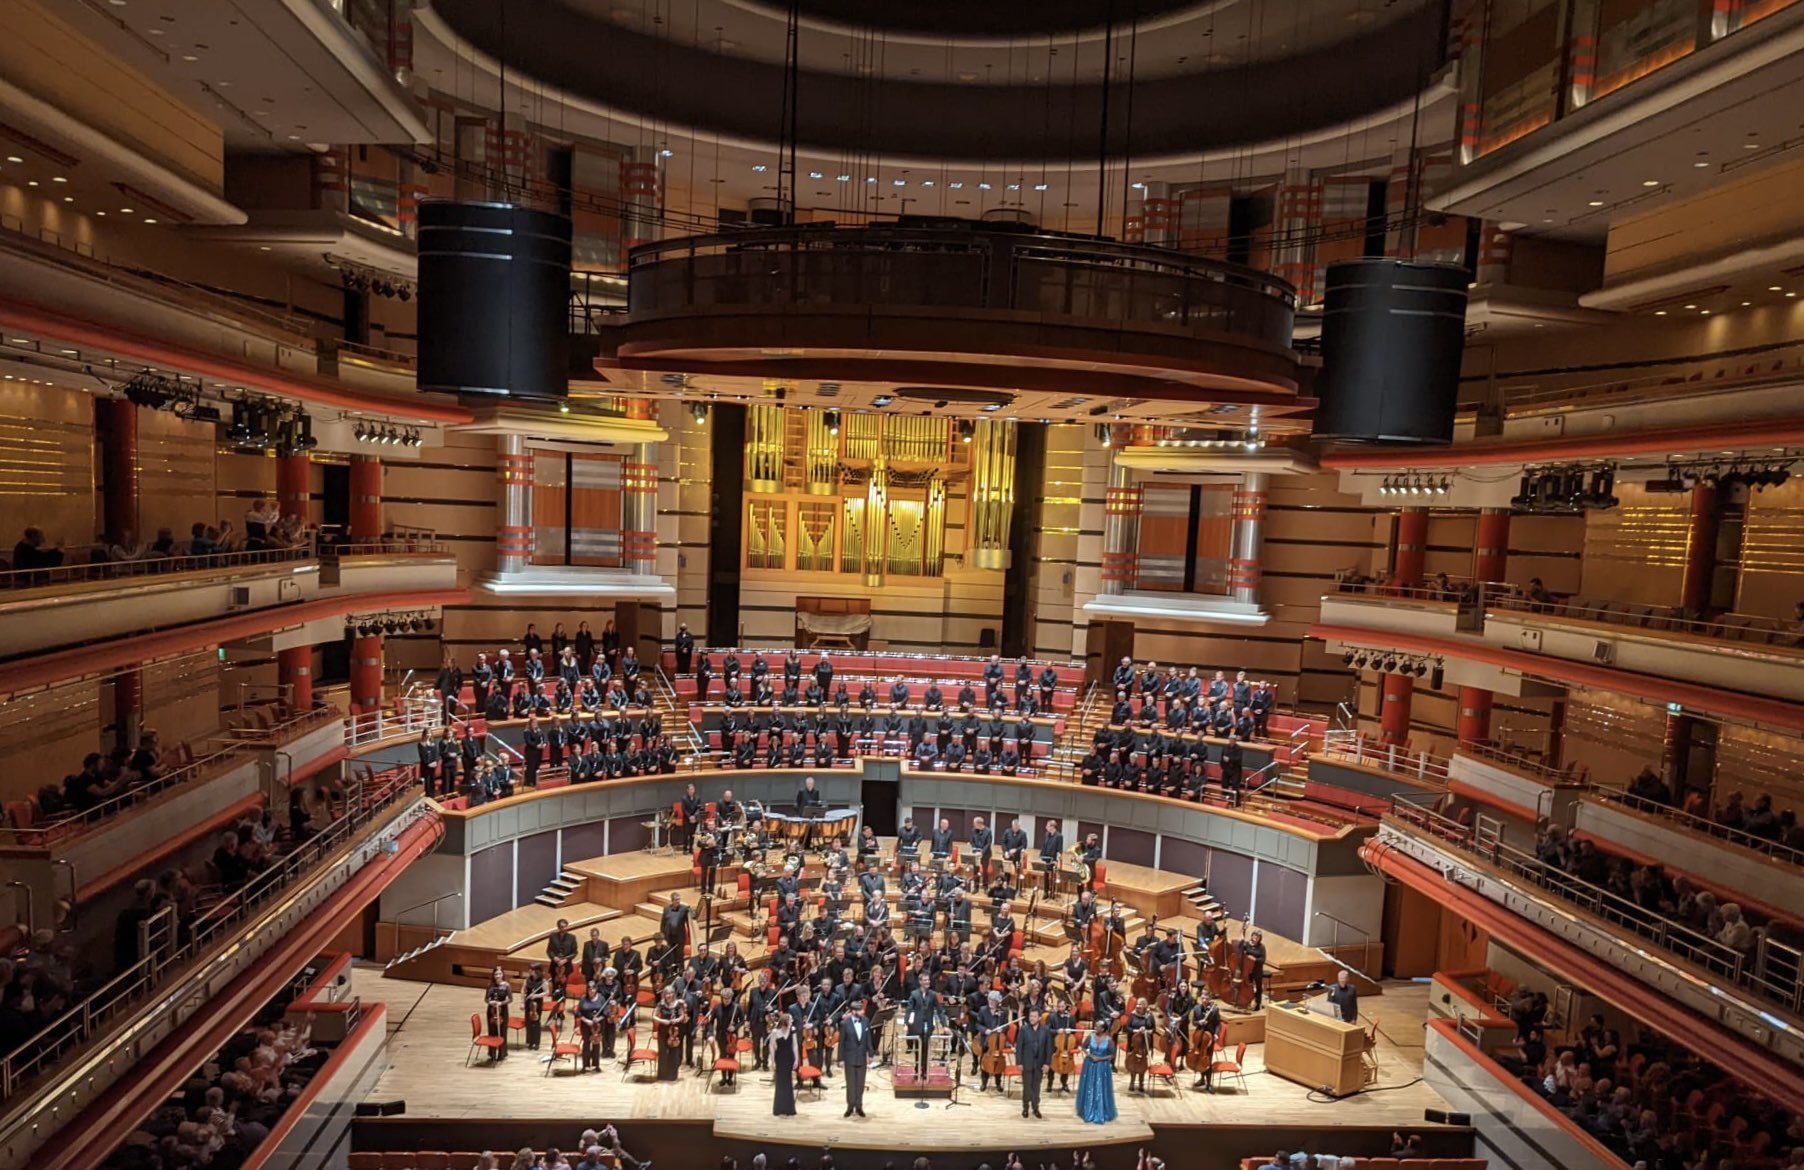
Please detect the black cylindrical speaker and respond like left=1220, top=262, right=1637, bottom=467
left=1313, top=258, right=1469, bottom=445
left=417, top=201, right=573, bottom=400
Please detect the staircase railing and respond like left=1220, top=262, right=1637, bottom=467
left=652, top=665, right=706, bottom=757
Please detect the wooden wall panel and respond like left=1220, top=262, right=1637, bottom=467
left=0, top=382, right=94, bottom=551
left=1506, top=513, right=1585, bottom=594
left=1579, top=483, right=1690, bottom=605
left=1737, top=478, right=1804, bottom=620
left=1560, top=687, right=1666, bottom=788
left=1714, top=725, right=1804, bottom=812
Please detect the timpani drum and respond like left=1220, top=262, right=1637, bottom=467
left=821, top=808, right=858, bottom=844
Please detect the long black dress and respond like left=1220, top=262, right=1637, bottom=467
left=771, top=1032, right=798, bottom=1116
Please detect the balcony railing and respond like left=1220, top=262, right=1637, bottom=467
left=1483, top=588, right=1802, bottom=651
left=1387, top=794, right=1804, bottom=1016
left=1589, top=785, right=1804, bottom=871
left=345, top=687, right=443, bottom=747
left=0, top=765, right=424, bottom=1101
left=626, top=222, right=1297, bottom=350
left=0, top=544, right=314, bottom=593
left=1320, top=729, right=1452, bottom=785
left=320, top=524, right=451, bottom=559
left=0, top=743, right=249, bottom=848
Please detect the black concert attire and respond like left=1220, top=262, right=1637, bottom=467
left=483, top=978, right=511, bottom=1061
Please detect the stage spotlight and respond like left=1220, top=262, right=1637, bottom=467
left=825, top=410, right=841, bottom=437
left=1096, top=424, right=1112, bottom=448
left=409, top=618, right=423, bottom=632
left=1353, top=652, right=1370, bottom=669
left=1411, top=661, right=1428, bottom=678
left=690, top=402, right=708, bottom=425
left=422, top=618, right=436, bottom=631
left=356, top=623, right=373, bottom=637
left=1430, top=664, right=1445, bottom=689
left=1342, top=650, right=1356, bottom=666
left=1381, top=656, right=1397, bottom=672
left=958, top=420, right=974, bottom=445
left=382, top=618, right=399, bottom=634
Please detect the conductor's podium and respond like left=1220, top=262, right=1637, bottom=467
left=1262, top=1003, right=1367, bottom=1096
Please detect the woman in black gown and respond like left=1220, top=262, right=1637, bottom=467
left=769, top=1013, right=798, bottom=1116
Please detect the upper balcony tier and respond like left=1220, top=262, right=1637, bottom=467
left=1314, top=581, right=1804, bottom=730
left=0, top=536, right=459, bottom=667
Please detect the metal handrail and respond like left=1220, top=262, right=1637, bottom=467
left=1386, top=795, right=1804, bottom=1015
left=1460, top=740, right=1587, bottom=787
left=345, top=694, right=442, bottom=747
left=0, top=744, right=249, bottom=846
left=1483, top=588, right=1804, bottom=650
left=1588, top=786, right=1804, bottom=870
left=322, top=535, right=452, bottom=558
left=219, top=705, right=343, bottom=746
left=0, top=544, right=314, bottom=591
left=0, top=773, right=426, bottom=1100
left=1318, top=731, right=1452, bottom=786
left=1498, top=337, right=1804, bottom=411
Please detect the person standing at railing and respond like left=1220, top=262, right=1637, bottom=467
left=470, top=652, right=493, bottom=716
left=674, top=623, right=694, bottom=674
left=415, top=729, right=439, bottom=796
left=523, top=622, right=544, bottom=660
left=601, top=619, right=620, bottom=674
left=436, top=656, right=464, bottom=719
left=524, top=716, right=546, bottom=788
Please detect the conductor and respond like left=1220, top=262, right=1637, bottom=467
left=839, top=997, right=875, bottom=1118
left=904, top=972, right=938, bottom=1077
left=1326, top=968, right=1360, bottom=1022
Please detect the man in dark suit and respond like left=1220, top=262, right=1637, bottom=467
left=1327, top=968, right=1359, bottom=1022
left=839, top=997, right=875, bottom=1117
left=1015, top=1005, right=1052, bottom=1119
left=658, top=893, right=691, bottom=975
left=905, top=972, right=938, bottom=1077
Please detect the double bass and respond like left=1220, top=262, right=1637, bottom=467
left=1122, top=1013, right=1151, bottom=1078
left=1221, top=934, right=1260, bottom=1009
left=1185, top=1019, right=1217, bottom=1078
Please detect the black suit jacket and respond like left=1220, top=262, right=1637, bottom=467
left=1327, top=982, right=1359, bottom=1022
left=839, top=1016, right=875, bottom=1067
left=1016, top=1021, right=1052, bottom=1070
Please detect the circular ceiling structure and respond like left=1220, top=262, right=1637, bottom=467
left=737, top=0, right=1202, bottom=38
left=428, top=0, right=1447, bottom=164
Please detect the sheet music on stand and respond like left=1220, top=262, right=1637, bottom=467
left=1304, top=993, right=1343, bottom=1021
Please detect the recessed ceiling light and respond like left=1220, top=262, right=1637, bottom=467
left=921, top=180, right=933, bottom=188
left=1770, top=286, right=1783, bottom=291
left=181, top=54, right=197, bottom=61
left=62, top=196, right=72, bottom=203
left=807, top=171, right=822, bottom=179
left=1694, top=160, right=1710, bottom=168
left=835, top=174, right=850, bottom=182
left=949, top=182, right=963, bottom=189
left=1744, top=142, right=1761, bottom=150
left=147, top=27, right=163, bottom=35
left=1789, top=292, right=1798, bottom=298
left=1700, top=309, right=1711, bottom=315
left=51, top=176, right=66, bottom=183
left=26, top=180, right=37, bottom=187
left=4, top=156, right=19, bottom=163
left=865, top=176, right=876, bottom=184
left=1007, top=183, right=1020, bottom=191
left=658, top=148, right=673, bottom=158
left=1587, top=200, right=1604, bottom=207
left=751, top=164, right=767, bottom=173
left=120, top=207, right=133, bottom=213
left=978, top=182, right=992, bottom=190
left=1742, top=301, right=1751, bottom=306
left=1642, top=179, right=1660, bottom=187
left=258, top=245, right=271, bottom=251
left=1683, top=304, right=1696, bottom=309
left=143, top=217, right=157, bottom=224
left=1034, top=183, right=1048, bottom=191
left=1654, top=310, right=1667, bottom=316
left=96, top=211, right=105, bottom=216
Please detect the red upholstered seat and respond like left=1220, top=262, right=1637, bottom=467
left=466, top=1014, right=505, bottom=1065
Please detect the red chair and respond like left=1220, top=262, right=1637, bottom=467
left=795, top=1058, right=824, bottom=1098
left=623, top=1026, right=660, bottom=1080
left=507, top=1010, right=528, bottom=1048
left=1145, top=1036, right=1177, bottom=1092
left=348, top=1156, right=384, bottom=1170
left=466, top=1013, right=505, bottom=1065
left=1000, top=1021, right=1024, bottom=1095
left=415, top=1155, right=451, bottom=1170
left=710, top=1045, right=742, bottom=1090
left=544, top=1017, right=584, bottom=1076
left=1211, top=1040, right=1248, bottom=1092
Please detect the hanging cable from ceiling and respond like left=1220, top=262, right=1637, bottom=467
left=1094, top=0, right=1116, bottom=239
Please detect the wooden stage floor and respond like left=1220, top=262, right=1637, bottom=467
left=351, top=968, right=1446, bottom=1154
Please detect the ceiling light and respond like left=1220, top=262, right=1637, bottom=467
left=1642, top=179, right=1659, bottom=186
left=893, top=179, right=906, bottom=186
left=25, top=181, right=36, bottom=187
left=1131, top=182, right=1146, bottom=190
left=807, top=171, right=822, bottom=179
left=1742, top=301, right=1751, bottom=306
left=144, top=218, right=157, bottom=224
left=1694, top=160, right=1710, bottom=168
left=3, top=156, right=19, bottom=164
left=921, top=180, right=933, bottom=188
left=865, top=176, right=876, bottom=184
left=1700, top=309, right=1711, bottom=315
left=1034, top=183, right=1049, bottom=191
left=1007, top=183, right=1021, bottom=191
left=658, top=148, right=674, bottom=158
left=1587, top=200, right=1604, bottom=207
left=1683, top=304, right=1696, bottom=309
left=1771, top=286, right=1785, bottom=292
left=1654, top=310, right=1667, bottom=316
left=1790, top=292, right=1799, bottom=298
left=1744, top=142, right=1761, bottom=150
left=836, top=174, right=850, bottom=182
left=978, top=182, right=992, bottom=191
left=120, top=207, right=133, bottom=213
left=949, top=182, right=963, bottom=189
left=51, top=176, right=66, bottom=183
left=751, top=164, right=767, bottom=173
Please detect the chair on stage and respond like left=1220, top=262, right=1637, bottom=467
left=1145, top=1034, right=1178, bottom=1093
left=795, top=1056, right=825, bottom=1099
left=710, top=1043, right=742, bottom=1091
left=544, top=1017, right=584, bottom=1076
left=466, top=1014, right=506, bottom=1065
left=999, top=1021, right=1024, bottom=1097
left=622, top=1026, right=660, bottom=1080
left=1210, top=1040, right=1248, bottom=1092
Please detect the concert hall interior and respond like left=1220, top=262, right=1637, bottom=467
left=7, top=2, right=1804, bottom=1170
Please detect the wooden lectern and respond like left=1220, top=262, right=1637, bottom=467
left=1263, top=1003, right=1367, bottom=1096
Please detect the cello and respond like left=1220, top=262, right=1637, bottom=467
left=979, top=1017, right=1013, bottom=1082
left=1123, top=1011, right=1151, bottom=1082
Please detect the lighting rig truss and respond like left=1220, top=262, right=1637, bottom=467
left=1340, top=647, right=1445, bottom=689
left=1377, top=474, right=1450, bottom=497
left=1510, top=463, right=1618, bottom=512
left=325, top=256, right=416, bottom=301
left=1649, top=458, right=1793, bottom=493
left=344, top=610, right=438, bottom=638
left=352, top=421, right=424, bottom=447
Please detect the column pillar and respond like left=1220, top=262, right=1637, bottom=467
left=1380, top=673, right=1414, bottom=745
left=96, top=398, right=140, bottom=546
left=496, top=435, right=535, bottom=574
left=1272, top=169, right=1323, bottom=304
left=1681, top=483, right=1718, bottom=613
left=277, top=454, right=312, bottom=525
left=1395, top=507, right=1429, bottom=584
left=351, top=634, right=384, bottom=716
left=1100, top=460, right=1142, bottom=596
left=1456, top=686, right=1493, bottom=745
left=1476, top=221, right=1514, bottom=285
left=278, top=646, right=314, bottom=711
left=1473, top=507, right=1510, bottom=584
left=349, top=455, right=382, bottom=541
left=113, top=665, right=143, bottom=751
left=620, top=146, right=661, bottom=259
left=1140, top=181, right=1178, bottom=248
left=623, top=442, right=659, bottom=577
left=1228, top=471, right=1268, bottom=606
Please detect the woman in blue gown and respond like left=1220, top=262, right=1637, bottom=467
left=1076, top=1029, right=1117, bottom=1123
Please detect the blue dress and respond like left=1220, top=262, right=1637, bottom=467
left=1076, top=1034, right=1117, bottom=1123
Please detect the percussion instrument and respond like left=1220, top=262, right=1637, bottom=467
left=820, top=807, right=859, bottom=844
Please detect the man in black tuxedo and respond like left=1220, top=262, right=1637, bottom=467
left=1015, top=1005, right=1052, bottom=1119
left=839, top=997, right=875, bottom=1117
